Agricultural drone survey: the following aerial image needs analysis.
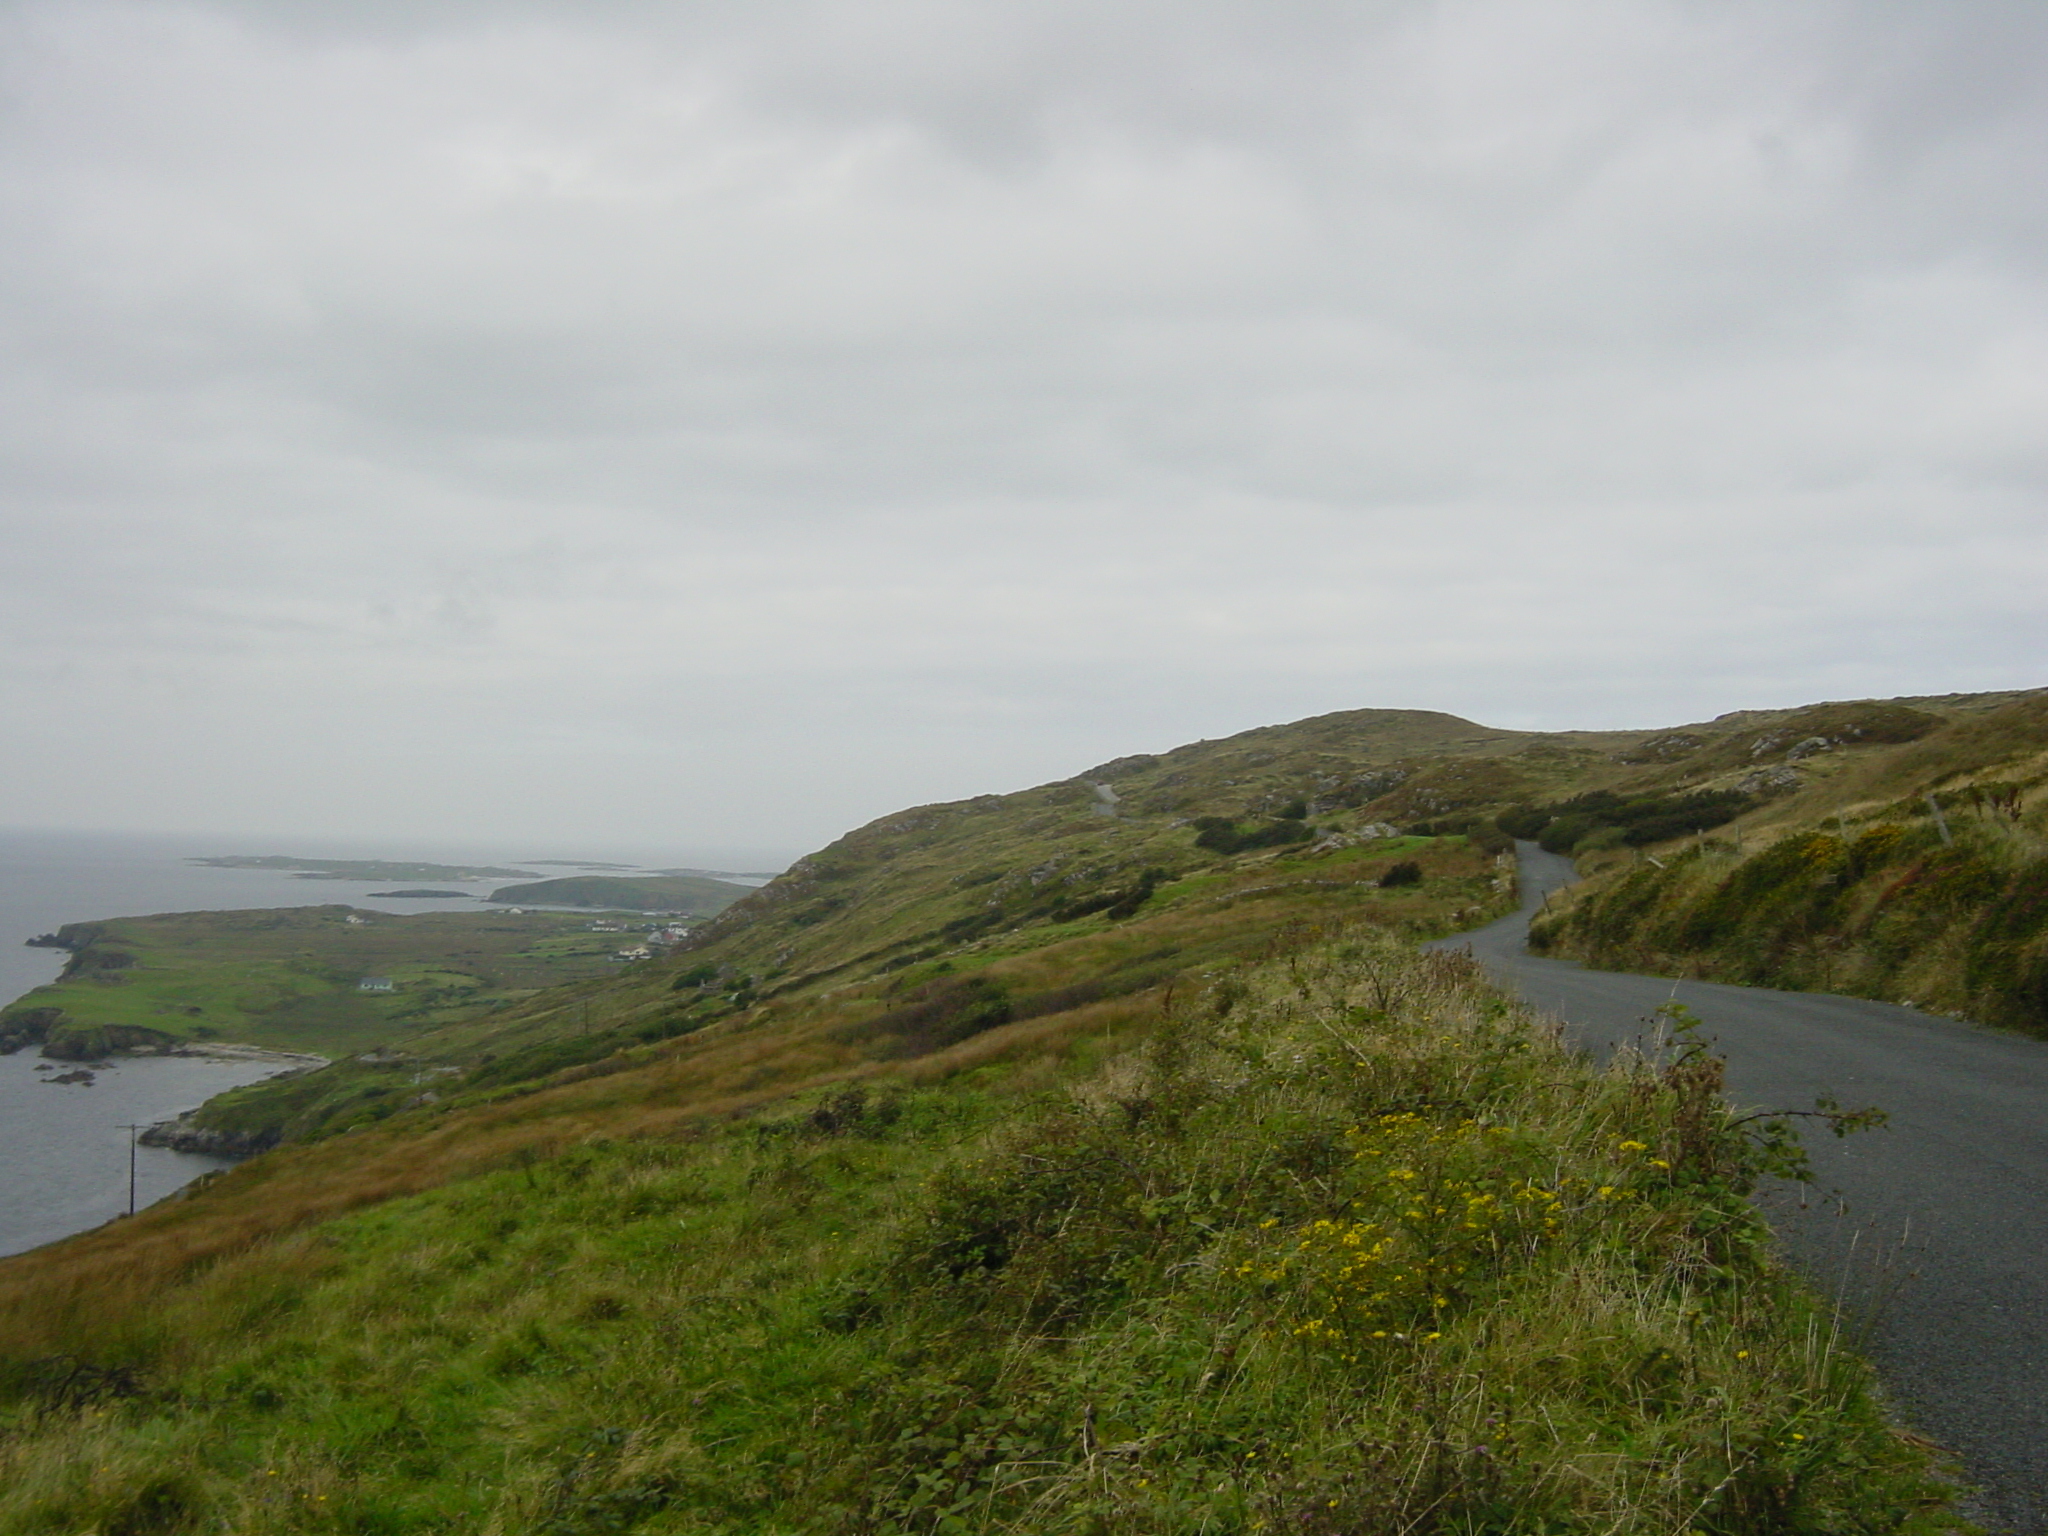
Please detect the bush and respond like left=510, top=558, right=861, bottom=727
left=1538, top=812, right=1603, bottom=855
left=1192, top=817, right=1316, bottom=855
left=1520, top=790, right=1757, bottom=855
left=1466, top=823, right=1514, bottom=856
left=1377, top=860, right=1423, bottom=888
left=1047, top=868, right=1168, bottom=923
left=1543, top=823, right=2048, bottom=1034
left=815, top=944, right=1941, bottom=1534
left=827, top=976, right=1014, bottom=1058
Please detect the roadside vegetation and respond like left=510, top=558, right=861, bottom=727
left=1533, top=792, right=2048, bottom=1036
left=1531, top=694, right=2048, bottom=1037
left=4, top=689, right=2042, bottom=1529
left=0, top=932, right=1963, bottom=1534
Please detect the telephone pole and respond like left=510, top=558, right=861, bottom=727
left=118, top=1123, right=142, bottom=1216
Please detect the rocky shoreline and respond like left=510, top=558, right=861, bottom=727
left=137, top=1115, right=284, bottom=1157
left=0, top=1005, right=324, bottom=1066
left=1, top=1005, right=322, bottom=1153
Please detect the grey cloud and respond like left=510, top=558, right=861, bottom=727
left=0, top=0, right=2043, bottom=851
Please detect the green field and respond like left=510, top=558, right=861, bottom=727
left=484, top=873, right=753, bottom=914
left=0, top=907, right=652, bottom=1058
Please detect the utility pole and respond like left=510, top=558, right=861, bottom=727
left=118, top=1123, right=142, bottom=1216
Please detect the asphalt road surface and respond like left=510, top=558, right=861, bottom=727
left=1433, top=843, right=2048, bottom=1533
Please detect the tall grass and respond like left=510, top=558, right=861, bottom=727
left=1535, top=811, right=2048, bottom=1034
left=0, top=930, right=1963, bottom=1533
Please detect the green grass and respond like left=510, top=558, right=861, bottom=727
left=0, top=907, right=642, bottom=1057
left=1, top=692, right=2033, bottom=1530
left=483, top=874, right=752, bottom=914
left=125, top=832, right=1511, bottom=1155
left=1536, top=807, right=2048, bottom=1035
left=0, top=931, right=1967, bottom=1533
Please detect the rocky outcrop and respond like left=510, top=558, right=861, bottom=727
left=42, top=1022, right=179, bottom=1060
left=0, top=1007, right=63, bottom=1054
left=138, top=1116, right=281, bottom=1158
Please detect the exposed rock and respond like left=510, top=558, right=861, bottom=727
left=139, top=1116, right=281, bottom=1158
left=42, top=1022, right=179, bottom=1061
left=0, top=1006, right=63, bottom=1054
left=1735, top=765, right=1803, bottom=797
left=1614, top=732, right=1708, bottom=764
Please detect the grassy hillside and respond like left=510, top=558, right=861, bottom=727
left=0, top=693, right=2024, bottom=1531
left=0, top=933, right=1961, bottom=1534
left=485, top=874, right=754, bottom=915
left=169, top=829, right=1509, bottom=1152
left=1531, top=693, right=2048, bottom=1033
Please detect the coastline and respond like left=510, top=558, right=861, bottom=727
left=136, top=1046, right=327, bottom=1156
left=0, top=1046, right=308, bottom=1258
left=161, top=1041, right=328, bottom=1067
left=0, top=829, right=763, bottom=1258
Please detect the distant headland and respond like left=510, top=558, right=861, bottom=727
left=191, top=855, right=540, bottom=882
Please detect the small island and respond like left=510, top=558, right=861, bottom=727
left=191, top=855, right=540, bottom=882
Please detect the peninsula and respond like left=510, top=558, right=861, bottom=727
left=191, top=855, right=540, bottom=882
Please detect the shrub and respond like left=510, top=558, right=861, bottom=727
left=1377, top=860, right=1423, bottom=889
left=1192, top=818, right=1316, bottom=855
left=1544, top=822, right=2048, bottom=1035
left=827, top=976, right=1014, bottom=1058
left=1522, top=790, right=1757, bottom=855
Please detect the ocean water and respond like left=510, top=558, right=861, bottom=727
left=0, top=827, right=789, bottom=1259
left=0, top=1048, right=290, bottom=1258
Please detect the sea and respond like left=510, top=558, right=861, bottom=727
left=0, top=827, right=789, bottom=1259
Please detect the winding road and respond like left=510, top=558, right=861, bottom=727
left=1435, top=843, right=2048, bottom=1533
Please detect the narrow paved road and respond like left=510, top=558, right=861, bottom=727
left=1434, top=843, right=2048, bottom=1533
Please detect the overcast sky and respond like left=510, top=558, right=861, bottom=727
left=2, top=0, right=2043, bottom=862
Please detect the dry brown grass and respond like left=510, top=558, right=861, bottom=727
left=0, top=959, right=1171, bottom=1365
left=0, top=834, right=1504, bottom=1367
